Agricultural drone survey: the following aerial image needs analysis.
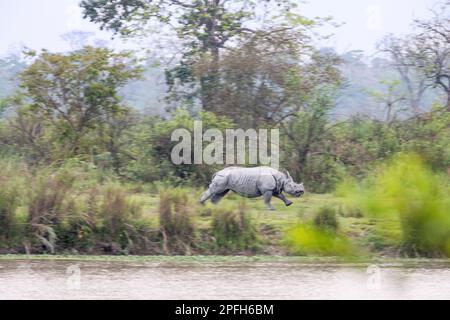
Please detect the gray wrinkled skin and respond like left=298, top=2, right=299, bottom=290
left=200, top=166, right=305, bottom=210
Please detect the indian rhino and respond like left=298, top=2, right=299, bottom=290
left=200, top=166, right=305, bottom=210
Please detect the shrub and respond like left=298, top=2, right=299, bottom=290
left=96, top=183, right=145, bottom=254
left=284, top=224, right=355, bottom=256
left=25, top=171, right=75, bottom=253
left=0, top=179, right=20, bottom=245
left=159, top=189, right=196, bottom=254
left=55, top=191, right=97, bottom=253
left=0, top=158, right=156, bottom=254
left=0, top=158, right=27, bottom=247
left=149, top=110, right=234, bottom=186
left=211, top=202, right=258, bottom=252
left=314, top=206, right=339, bottom=231
left=337, top=153, right=450, bottom=257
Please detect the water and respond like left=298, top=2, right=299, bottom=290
left=0, top=258, right=449, bottom=299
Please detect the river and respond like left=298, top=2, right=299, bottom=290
left=0, top=258, right=449, bottom=299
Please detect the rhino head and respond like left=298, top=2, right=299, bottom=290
left=282, top=171, right=305, bottom=198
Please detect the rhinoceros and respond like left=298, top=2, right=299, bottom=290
left=200, top=166, right=305, bottom=210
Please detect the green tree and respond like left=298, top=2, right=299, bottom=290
left=15, top=46, right=142, bottom=159
left=282, top=86, right=342, bottom=192
left=195, top=30, right=342, bottom=128
left=144, top=110, right=234, bottom=185
left=80, top=0, right=323, bottom=112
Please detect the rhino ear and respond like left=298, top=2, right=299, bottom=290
left=285, top=170, right=293, bottom=181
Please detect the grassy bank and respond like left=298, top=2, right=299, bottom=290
left=0, top=254, right=341, bottom=263
left=0, top=181, right=403, bottom=257
left=153, top=192, right=402, bottom=257
left=4, top=156, right=448, bottom=258
left=2, top=254, right=450, bottom=269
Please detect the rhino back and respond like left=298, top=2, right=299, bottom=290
left=217, top=167, right=281, bottom=196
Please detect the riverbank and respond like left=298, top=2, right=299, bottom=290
left=2, top=254, right=450, bottom=265
left=0, top=191, right=404, bottom=257
left=143, top=192, right=402, bottom=257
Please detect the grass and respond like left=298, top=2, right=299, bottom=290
left=159, top=189, right=196, bottom=254
left=336, top=153, right=450, bottom=257
left=0, top=185, right=403, bottom=256
left=211, top=201, right=258, bottom=252
left=135, top=191, right=402, bottom=256
left=0, top=156, right=404, bottom=257
left=0, top=254, right=336, bottom=263
left=2, top=254, right=450, bottom=269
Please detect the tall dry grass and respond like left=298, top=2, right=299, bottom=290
left=159, top=189, right=196, bottom=254
left=0, top=159, right=24, bottom=246
left=211, top=202, right=258, bottom=252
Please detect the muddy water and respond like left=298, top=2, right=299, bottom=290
left=0, top=259, right=449, bottom=299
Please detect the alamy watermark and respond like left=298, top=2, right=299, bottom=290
left=170, top=121, right=279, bottom=169
left=366, top=5, right=383, bottom=31
left=366, top=264, right=382, bottom=290
left=66, top=264, right=81, bottom=290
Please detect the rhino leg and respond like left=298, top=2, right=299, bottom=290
left=211, top=189, right=230, bottom=204
left=274, top=193, right=293, bottom=206
left=200, top=175, right=229, bottom=204
left=263, top=191, right=275, bottom=211
left=200, top=189, right=213, bottom=204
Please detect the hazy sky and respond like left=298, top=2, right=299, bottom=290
left=0, top=0, right=437, bottom=57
